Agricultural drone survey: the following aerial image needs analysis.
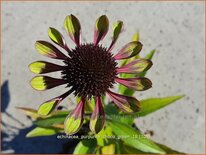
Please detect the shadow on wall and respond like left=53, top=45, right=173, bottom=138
left=1, top=80, right=77, bottom=153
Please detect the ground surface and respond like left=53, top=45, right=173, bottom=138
left=1, top=1, right=205, bottom=154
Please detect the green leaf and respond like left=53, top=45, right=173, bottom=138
left=132, top=32, right=140, bottom=42
left=17, top=107, right=39, bottom=120
left=121, top=143, right=145, bottom=154
left=119, top=84, right=135, bottom=96
left=34, top=111, right=69, bottom=128
left=73, top=139, right=97, bottom=154
left=120, top=141, right=184, bottom=154
left=145, top=49, right=156, bottom=60
left=156, top=143, right=184, bottom=154
left=101, top=144, right=115, bottom=154
left=96, top=126, right=113, bottom=146
left=121, top=142, right=183, bottom=154
left=26, top=127, right=62, bottom=137
left=136, top=95, right=185, bottom=117
left=105, top=104, right=134, bottom=125
left=107, top=120, right=165, bottom=154
left=115, top=141, right=121, bottom=154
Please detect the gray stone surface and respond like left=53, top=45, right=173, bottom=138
left=1, top=1, right=204, bottom=154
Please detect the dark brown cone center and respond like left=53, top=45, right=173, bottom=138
left=62, top=43, right=117, bottom=98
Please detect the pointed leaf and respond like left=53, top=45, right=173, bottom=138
left=73, top=139, right=97, bottom=154
left=132, top=32, right=140, bottom=42
left=35, top=111, right=70, bottom=128
left=95, top=126, right=113, bottom=146
left=115, top=77, right=152, bottom=91
left=136, top=95, right=185, bottom=117
left=94, top=15, right=109, bottom=46
left=145, top=49, right=156, bottom=59
left=35, top=41, right=67, bottom=60
left=121, top=141, right=184, bottom=154
left=114, top=41, right=142, bottom=60
left=107, top=120, right=165, bottom=154
left=121, top=143, right=145, bottom=153
left=105, top=104, right=134, bottom=125
left=16, top=107, right=39, bottom=120
left=156, top=142, right=184, bottom=154
left=26, top=127, right=62, bottom=137
left=64, top=14, right=81, bottom=46
left=101, top=144, right=115, bottom=154
left=107, top=90, right=140, bottom=113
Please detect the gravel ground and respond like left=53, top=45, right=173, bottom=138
left=1, top=1, right=205, bottom=154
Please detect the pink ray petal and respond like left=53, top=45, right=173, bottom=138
left=115, top=77, right=152, bottom=91
left=64, top=99, right=85, bottom=135
left=90, top=96, right=105, bottom=133
left=35, top=41, right=67, bottom=60
left=64, top=14, right=81, bottom=46
left=94, top=15, right=109, bottom=46
left=38, top=89, right=74, bottom=116
left=116, top=59, right=153, bottom=74
left=107, top=90, right=140, bottom=113
left=114, top=41, right=142, bottom=60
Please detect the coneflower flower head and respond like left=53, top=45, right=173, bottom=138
left=29, top=14, right=153, bottom=135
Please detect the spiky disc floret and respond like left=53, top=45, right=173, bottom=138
left=62, top=43, right=117, bottom=98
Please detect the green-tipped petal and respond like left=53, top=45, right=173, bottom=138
left=38, top=99, right=59, bottom=116
left=64, top=14, right=81, bottom=46
left=29, top=61, right=63, bottom=74
left=38, top=89, right=73, bottom=116
left=115, top=77, right=152, bottom=91
left=64, top=100, right=85, bottom=135
left=94, top=15, right=109, bottom=46
left=90, top=96, right=105, bottom=134
left=114, top=41, right=143, bottom=60
left=107, top=90, right=140, bottom=113
left=30, top=76, right=67, bottom=91
left=48, top=27, right=70, bottom=51
left=117, top=59, right=153, bottom=74
left=35, top=41, right=67, bottom=60
left=108, top=21, right=123, bottom=51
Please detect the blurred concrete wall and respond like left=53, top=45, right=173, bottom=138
left=1, top=1, right=204, bottom=154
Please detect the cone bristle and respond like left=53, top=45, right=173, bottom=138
left=62, top=43, right=117, bottom=98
